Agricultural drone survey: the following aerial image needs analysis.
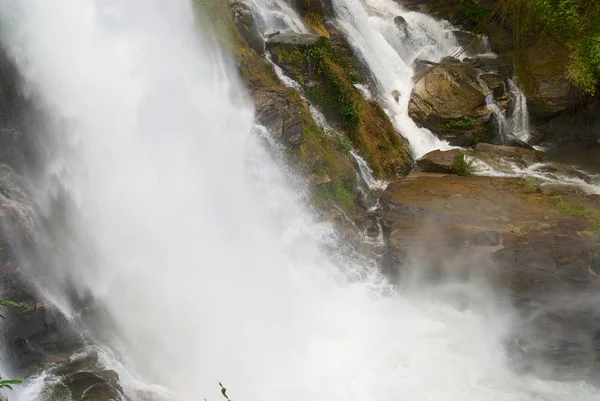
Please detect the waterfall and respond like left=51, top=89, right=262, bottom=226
left=485, top=94, right=508, bottom=144
left=508, top=79, right=531, bottom=142
left=250, top=0, right=308, bottom=34
left=0, top=1, right=599, bottom=401
left=330, top=0, right=460, bottom=157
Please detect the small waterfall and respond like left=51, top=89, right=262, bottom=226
left=485, top=94, right=508, bottom=144
left=331, top=0, right=459, bottom=157
left=250, top=0, right=308, bottom=34
left=508, top=79, right=530, bottom=142
left=350, top=151, right=388, bottom=191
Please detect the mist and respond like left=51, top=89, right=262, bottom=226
left=0, top=1, right=598, bottom=400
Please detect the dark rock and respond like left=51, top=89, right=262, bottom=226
left=453, top=30, right=488, bottom=56
left=479, top=73, right=505, bottom=99
left=412, top=59, right=437, bottom=74
left=291, top=0, right=334, bottom=17
left=503, top=134, right=534, bottom=150
left=265, top=31, right=320, bottom=51
left=394, top=15, right=408, bottom=31
left=282, top=121, right=303, bottom=145
left=470, top=230, right=500, bottom=246
left=521, top=38, right=581, bottom=118
left=229, top=0, right=264, bottom=54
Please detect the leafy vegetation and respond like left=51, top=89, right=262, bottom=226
left=0, top=300, right=23, bottom=396
left=449, top=151, right=475, bottom=176
left=457, top=2, right=491, bottom=25
left=520, top=177, right=541, bottom=194
left=494, top=0, right=600, bottom=94
left=299, top=38, right=412, bottom=177
left=438, top=116, right=477, bottom=130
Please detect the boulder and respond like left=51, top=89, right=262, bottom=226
left=532, top=162, right=593, bottom=184
left=394, top=15, right=408, bottom=31
left=291, top=0, right=334, bottom=17
left=453, top=30, right=489, bottom=56
left=266, top=31, right=320, bottom=52
left=416, top=149, right=462, bottom=173
left=408, top=64, right=494, bottom=146
left=520, top=38, right=581, bottom=117
left=229, top=0, right=264, bottom=54
left=472, top=143, right=549, bottom=169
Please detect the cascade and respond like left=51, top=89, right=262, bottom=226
left=0, top=1, right=598, bottom=401
left=508, top=79, right=531, bottom=142
left=330, top=0, right=459, bottom=157
left=485, top=94, right=509, bottom=144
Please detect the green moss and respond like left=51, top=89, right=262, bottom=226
left=457, top=2, right=490, bottom=25
left=472, top=130, right=488, bottom=144
left=314, top=181, right=355, bottom=211
left=449, top=151, right=475, bottom=176
left=296, top=38, right=412, bottom=178
left=553, top=198, right=600, bottom=232
left=520, top=177, right=541, bottom=194
left=438, top=116, right=477, bottom=130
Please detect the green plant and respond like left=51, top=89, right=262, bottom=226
left=458, top=2, right=491, bottom=25
left=314, top=182, right=355, bottom=211
left=219, top=382, right=232, bottom=401
left=0, top=378, right=22, bottom=391
left=449, top=151, right=475, bottom=176
left=0, top=300, right=23, bottom=396
left=520, top=177, right=541, bottom=194
left=499, top=0, right=600, bottom=94
left=553, top=198, right=600, bottom=231
left=438, top=117, right=477, bottom=130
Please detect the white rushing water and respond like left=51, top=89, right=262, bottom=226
left=485, top=94, right=508, bottom=144
left=1, top=1, right=600, bottom=401
left=330, top=0, right=460, bottom=157
left=508, top=79, right=531, bottom=142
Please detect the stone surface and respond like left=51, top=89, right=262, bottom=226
left=409, top=63, right=495, bottom=146
left=380, top=172, right=600, bottom=379
left=416, top=149, right=462, bottom=173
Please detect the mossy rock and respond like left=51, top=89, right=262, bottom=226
left=268, top=35, right=413, bottom=178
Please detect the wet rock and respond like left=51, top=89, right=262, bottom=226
left=479, top=73, right=505, bottom=99
left=453, top=30, right=488, bottom=56
left=282, top=121, right=303, bottom=145
left=291, top=0, right=334, bottom=17
left=533, top=162, right=592, bottom=184
left=229, top=0, right=264, bottom=54
left=412, top=59, right=437, bottom=74
left=409, top=63, right=496, bottom=146
left=380, top=172, right=600, bottom=379
left=470, top=230, right=500, bottom=246
left=472, top=143, right=549, bottom=168
left=394, top=15, right=407, bottom=28
left=266, top=31, right=320, bottom=52
left=521, top=38, right=581, bottom=117
left=416, top=149, right=461, bottom=173
left=502, top=135, right=534, bottom=150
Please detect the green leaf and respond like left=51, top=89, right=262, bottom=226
left=1, top=380, right=22, bottom=385
left=1, top=384, right=13, bottom=390
left=0, top=300, right=21, bottom=307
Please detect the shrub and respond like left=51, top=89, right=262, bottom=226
left=449, top=151, right=475, bottom=176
